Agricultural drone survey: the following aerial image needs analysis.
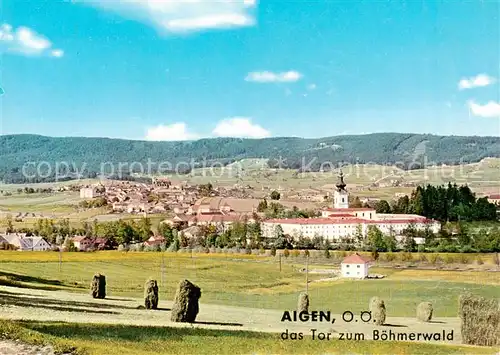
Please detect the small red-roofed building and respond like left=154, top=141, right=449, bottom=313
left=341, top=253, right=372, bottom=279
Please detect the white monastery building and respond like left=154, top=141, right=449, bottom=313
left=341, top=253, right=371, bottom=279
left=261, top=172, right=441, bottom=242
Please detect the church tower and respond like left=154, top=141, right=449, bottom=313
left=333, top=170, right=349, bottom=209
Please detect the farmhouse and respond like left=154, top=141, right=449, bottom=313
left=144, top=235, right=165, bottom=247
left=341, top=253, right=371, bottom=279
left=71, top=236, right=93, bottom=251
left=1, top=234, right=52, bottom=251
left=261, top=172, right=440, bottom=242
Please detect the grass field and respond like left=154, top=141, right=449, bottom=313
left=1, top=319, right=497, bottom=355
left=0, top=251, right=498, bottom=317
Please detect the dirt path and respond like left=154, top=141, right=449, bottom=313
left=0, top=340, right=58, bottom=355
left=0, top=285, right=462, bottom=344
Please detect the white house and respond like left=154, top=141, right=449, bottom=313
left=341, top=253, right=371, bottom=279
left=1, top=234, right=52, bottom=251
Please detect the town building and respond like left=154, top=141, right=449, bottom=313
left=487, top=194, right=500, bottom=205
left=261, top=172, right=440, bottom=243
left=341, top=253, right=371, bottom=279
left=80, top=187, right=97, bottom=199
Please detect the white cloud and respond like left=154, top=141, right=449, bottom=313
left=0, top=23, right=63, bottom=57
left=458, top=74, right=496, bottom=90
left=212, top=117, right=270, bottom=138
left=245, top=71, right=302, bottom=83
left=79, top=0, right=257, bottom=34
left=145, top=122, right=198, bottom=141
left=51, top=49, right=64, bottom=58
left=467, top=100, right=500, bottom=118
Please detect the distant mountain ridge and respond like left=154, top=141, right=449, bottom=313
left=1, top=133, right=499, bottom=183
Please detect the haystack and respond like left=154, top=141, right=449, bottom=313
left=459, top=293, right=500, bottom=346
left=170, top=279, right=201, bottom=323
left=297, top=293, right=309, bottom=313
left=416, top=302, right=433, bottom=322
left=369, top=296, right=386, bottom=325
left=90, top=273, right=106, bottom=299
left=144, top=279, right=159, bottom=310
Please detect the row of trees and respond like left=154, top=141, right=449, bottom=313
left=373, top=183, right=497, bottom=222
left=3, top=216, right=153, bottom=246
left=268, top=222, right=500, bottom=253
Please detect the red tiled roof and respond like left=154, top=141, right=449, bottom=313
left=264, top=217, right=438, bottom=225
left=72, top=236, right=90, bottom=242
left=488, top=194, right=500, bottom=199
left=342, top=253, right=371, bottom=264
left=195, top=214, right=241, bottom=223
left=365, top=218, right=434, bottom=224
left=328, top=213, right=356, bottom=218
left=264, top=218, right=367, bottom=225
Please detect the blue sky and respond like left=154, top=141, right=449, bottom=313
left=1, top=0, right=499, bottom=140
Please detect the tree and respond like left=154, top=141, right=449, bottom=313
left=354, top=224, right=364, bottom=250
left=57, top=219, right=71, bottom=238
left=5, top=214, right=13, bottom=233
left=375, top=200, right=391, bottom=214
left=283, top=248, right=290, bottom=258
left=158, top=222, right=174, bottom=247
left=270, top=190, right=281, bottom=200
left=366, top=226, right=386, bottom=252
left=257, top=199, right=268, bottom=212
left=402, top=224, right=417, bottom=252
left=350, top=196, right=363, bottom=208
left=273, top=224, right=285, bottom=248
left=138, top=217, right=152, bottom=241
left=383, top=234, right=397, bottom=252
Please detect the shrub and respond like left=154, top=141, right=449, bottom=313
left=303, top=249, right=310, bottom=258
left=259, top=247, right=266, bottom=255
left=369, top=297, right=386, bottom=326
left=324, top=248, right=331, bottom=259
left=292, top=249, right=300, bottom=258
left=444, top=254, right=456, bottom=264
left=458, top=293, right=500, bottom=346
left=428, top=253, right=440, bottom=264
left=297, top=293, right=309, bottom=313
left=416, top=302, right=433, bottom=322
left=283, top=248, right=290, bottom=258
left=144, top=279, right=159, bottom=310
left=492, top=253, right=500, bottom=266
left=90, top=274, right=106, bottom=299
left=418, top=253, right=428, bottom=263
left=457, top=254, right=471, bottom=264
left=171, top=279, right=201, bottom=323
left=384, top=252, right=396, bottom=262
left=399, top=252, right=413, bottom=262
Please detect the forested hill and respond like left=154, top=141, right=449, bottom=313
left=1, top=133, right=499, bottom=183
